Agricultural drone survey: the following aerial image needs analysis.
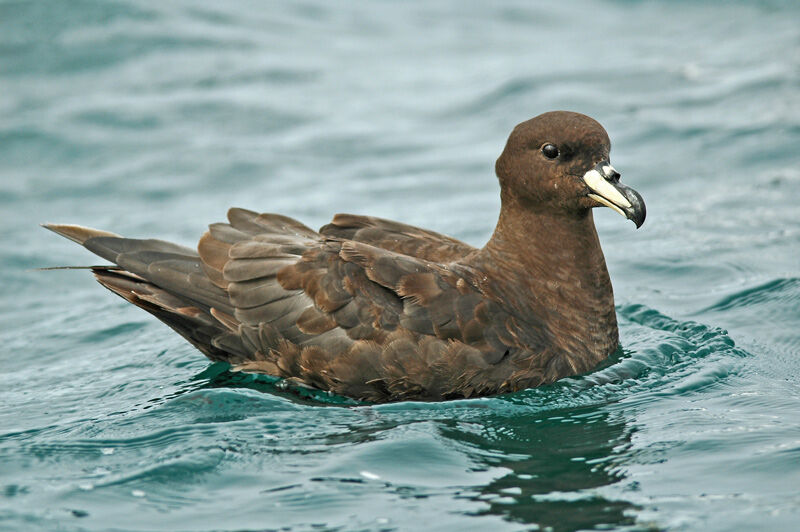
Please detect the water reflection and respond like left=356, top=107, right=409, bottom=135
left=442, top=404, right=639, bottom=531
left=193, top=364, right=642, bottom=530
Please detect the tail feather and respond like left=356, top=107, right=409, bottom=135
left=44, top=223, right=249, bottom=364
left=92, top=267, right=247, bottom=363
left=45, top=224, right=233, bottom=314
left=42, top=223, right=121, bottom=245
left=85, top=237, right=196, bottom=265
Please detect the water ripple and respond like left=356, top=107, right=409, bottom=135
left=705, top=277, right=800, bottom=313
left=3, top=1, right=800, bottom=531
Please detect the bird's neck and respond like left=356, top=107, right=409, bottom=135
left=465, top=197, right=619, bottom=370
left=486, top=198, right=608, bottom=278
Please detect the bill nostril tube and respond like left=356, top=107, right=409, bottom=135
left=597, top=161, right=620, bottom=181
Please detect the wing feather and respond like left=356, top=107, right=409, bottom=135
left=320, top=213, right=475, bottom=262
left=48, top=208, right=533, bottom=402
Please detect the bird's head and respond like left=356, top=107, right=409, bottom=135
left=495, top=111, right=645, bottom=228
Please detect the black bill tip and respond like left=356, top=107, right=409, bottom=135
left=618, top=184, right=646, bottom=228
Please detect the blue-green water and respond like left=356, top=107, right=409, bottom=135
left=1, top=1, right=799, bottom=530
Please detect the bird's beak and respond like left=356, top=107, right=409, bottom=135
left=582, top=161, right=646, bottom=228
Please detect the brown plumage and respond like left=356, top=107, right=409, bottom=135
left=44, top=111, right=645, bottom=402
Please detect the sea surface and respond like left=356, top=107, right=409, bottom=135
left=1, top=1, right=799, bottom=531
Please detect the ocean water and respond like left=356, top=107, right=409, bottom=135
left=1, top=0, right=799, bottom=530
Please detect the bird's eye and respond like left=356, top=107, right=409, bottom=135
left=542, top=143, right=559, bottom=159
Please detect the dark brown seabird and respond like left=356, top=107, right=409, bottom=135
left=45, top=111, right=645, bottom=402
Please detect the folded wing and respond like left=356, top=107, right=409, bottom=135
left=46, top=208, right=541, bottom=401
